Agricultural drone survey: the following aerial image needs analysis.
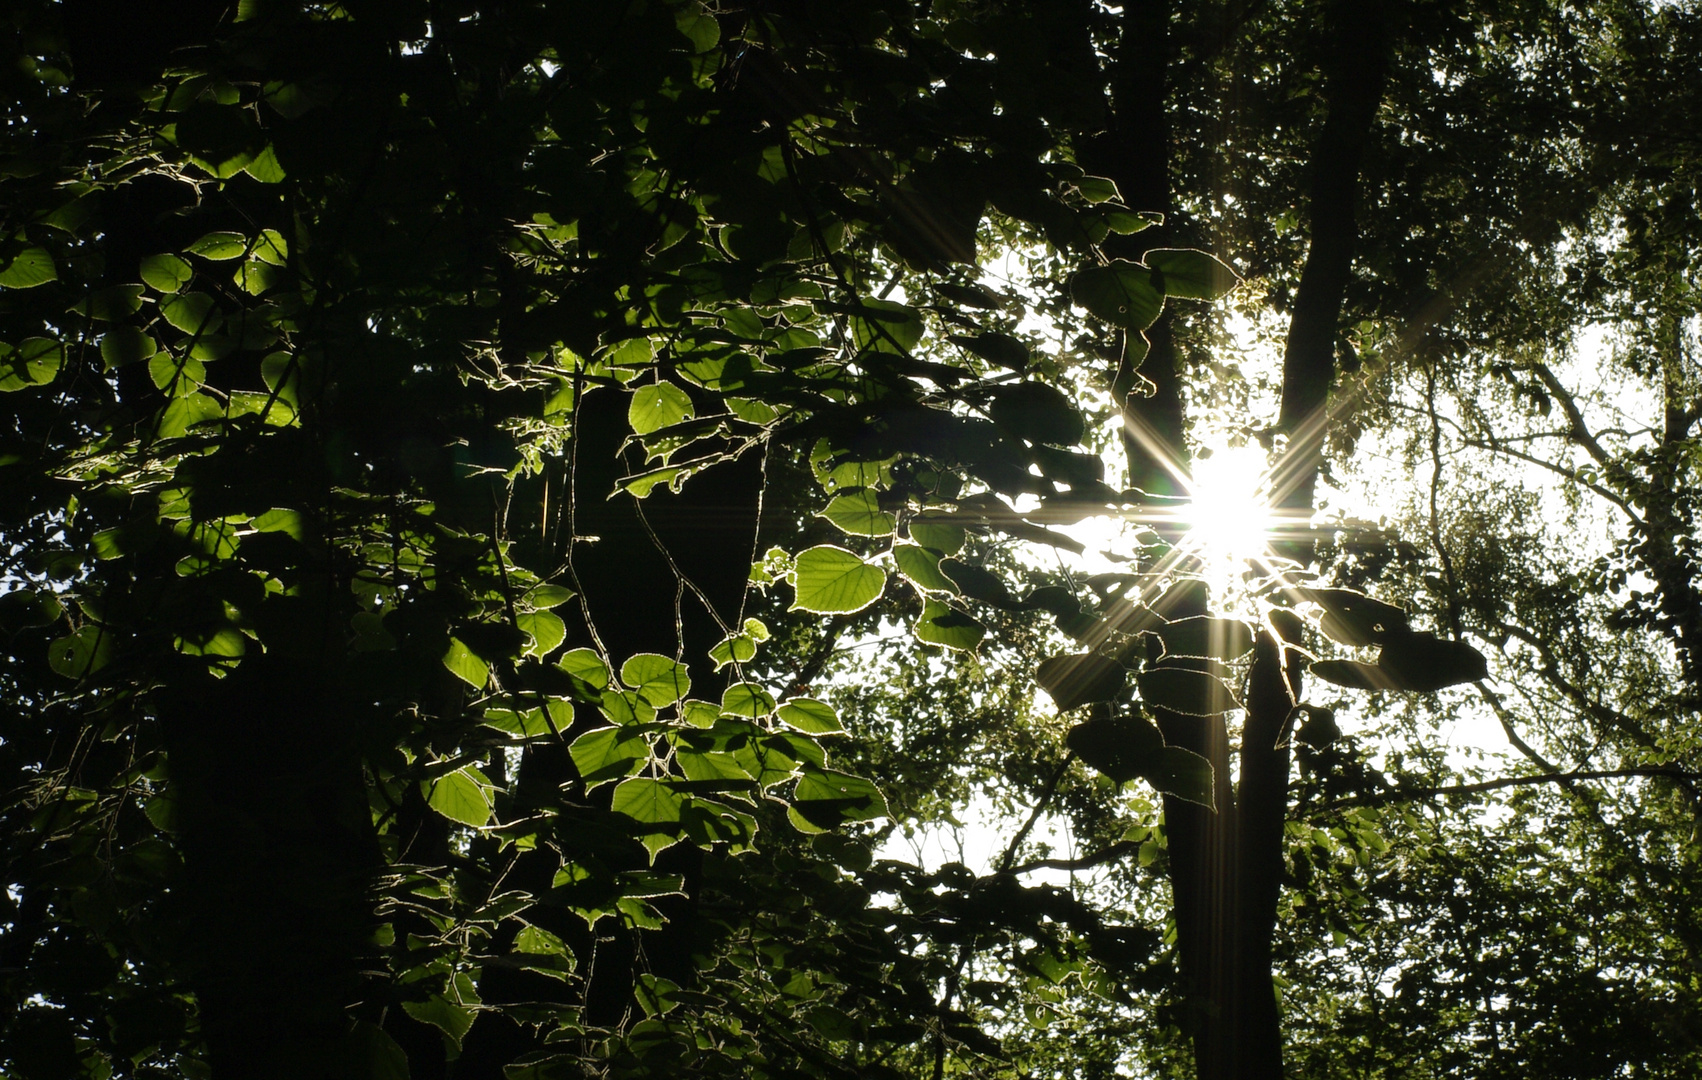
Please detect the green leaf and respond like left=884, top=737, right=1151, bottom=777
left=0, top=337, right=63, bottom=391
left=139, top=253, right=193, bottom=293
left=1105, top=209, right=1163, bottom=235
left=560, top=647, right=610, bottom=689
left=791, top=545, right=886, bottom=614
left=425, top=766, right=494, bottom=827
left=148, top=352, right=206, bottom=391
left=621, top=653, right=691, bottom=707
left=518, top=610, right=566, bottom=658
left=403, top=993, right=475, bottom=1052
left=611, top=777, right=687, bottom=859
left=908, top=521, right=966, bottom=555
left=675, top=3, right=720, bottom=52
left=0, top=245, right=56, bottom=288
left=442, top=637, right=490, bottom=689
left=621, top=465, right=687, bottom=498
left=253, top=228, right=289, bottom=266
left=76, top=284, right=144, bottom=320
left=100, top=327, right=157, bottom=368
left=940, top=558, right=1016, bottom=607
left=849, top=299, right=924, bottom=354
left=1070, top=260, right=1164, bottom=330
left=522, top=584, right=576, bottom=610
left=349, top=1021, right=411, bottom=1080
left=154, top=392, right=223, bottom=438
left=48, top=625, right=112, bottom=680
left=187, top=231, right=249, bottom=260
left=1143, top=746, right=1215, bottom=807
left=243, top=144, right=286, bottom=183
left=252, top=507, right=304, bottom=539
left=674, top=744, right=754, bottom=788
left=915, top=598, right=985, bottom=652
left=599, top=689, right=657, bottom=726
left=790, top=767, right=889, bottom=830
left=893, top=544, right=958, bottom=594
left=989, top=382, right=1086, bottom=447
left=482, top=700, right=569, bottom=738
left=1137, top=667, right=1241, bottom=715
left=709, top=617, right=769, bottom=670
left=1155, top=617, right=1255, bottom=661
left=143, top=791, right=178, bottom=833
left=1074, top=175, right=1121, bottom=202
left=1143, top=249, right=1241, bottom=301
left=946, top=332, right=1029, bottom=371
left=777, top=697, right=845, bottom=735
left=159, top=292, right=222, bottom=334
left=514, top=924, right=571, bottom=957
left=629, top=382, right=694, bottom=435
left=570, top=726, right=650, bottom=788
left=721, top=682, right=776, bottom=718
left=1036, top=653, right=1126, bottom=711
left=1066, top=716, right=1165, bottom=783
left=819, top=488, right=896, bottom=537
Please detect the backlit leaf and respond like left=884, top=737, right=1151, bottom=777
left=915, top=598, right=985, bottom=652
left=791, top=545, right=886, bottom=614
left=893, top=544, right=958, bottom=594
left=570, top=726, right=650, bottom=788
left=442, top=637, right=490, bottom=689
left=1137, top=667, right=1241, bottom=715
left=849, top=299, right=924, bottom=354
left=139, top=253, right=193, bottom=292
left=1070, top=260, right=1164, bottom=330
left=629, top=382, right=694, bottom=435
left=1144, top=248, right=1241, bottom=301
left=425, top=766, right=494, bottom=827
left=560, top=647, right=610, bottom=689
left=187, top=231, right=249, bottom=260
left=518, top=610, right=566, bottom=658
left=819, top=489, right=896, bottom=537
left=1036, top=653, right=1126, bottom=711
left=621, top=653, right=691, bottom=707
left=48, top=625, right=112, bottom=680
left=777, top=697, right=845, bottom=735
left=0, top=246, right=56, bottom=288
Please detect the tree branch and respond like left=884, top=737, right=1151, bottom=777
left=1318, top=765, right=1701, bottom=810
left=1005, top=840, right=1140, bottom=876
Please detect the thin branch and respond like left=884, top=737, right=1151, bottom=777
left=1319, top=765, right=1700, bottom=810
left=1425, top=361, right=1463, bottom=638
left=1528, top=360, right=1616, bottom=467
left=1460, top=437, right=1644, bottom=526
left=995, top=752, right=1077, bottom=874
left=1005, top=840, right=1139, bottom=876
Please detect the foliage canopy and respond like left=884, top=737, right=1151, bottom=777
left=2, top=1, right=1700, bottom=1079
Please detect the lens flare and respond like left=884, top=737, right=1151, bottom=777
left=1180, top=443, right=1279, bottom=584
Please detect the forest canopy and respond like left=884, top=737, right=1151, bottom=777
left=1, top=1, right=1699, bottom=1078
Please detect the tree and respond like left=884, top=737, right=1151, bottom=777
left=4, top=1, right=1700, bottom=1078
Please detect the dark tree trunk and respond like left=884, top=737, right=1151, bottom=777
left=1277, top=1, right=1393, bottom=512
left=1081, top=1, right=1393, bottom=1076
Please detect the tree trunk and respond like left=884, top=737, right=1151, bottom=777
left=1086, top=0, right=1392, bottom=1076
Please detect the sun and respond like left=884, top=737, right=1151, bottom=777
left=1181, top=444, right=1278, bottom=569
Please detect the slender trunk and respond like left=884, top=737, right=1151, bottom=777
left=1083, top=0, right=1189, bottom=497
left=1232, top=5, right=1392, bottom=1079
left=1277, top=1, right=1392, bottom=512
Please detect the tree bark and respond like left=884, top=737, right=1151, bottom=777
left=1085, top=1, right=1392, bottom=1076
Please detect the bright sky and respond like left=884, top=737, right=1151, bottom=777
left=870, top=257, right=1646, bottom=879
